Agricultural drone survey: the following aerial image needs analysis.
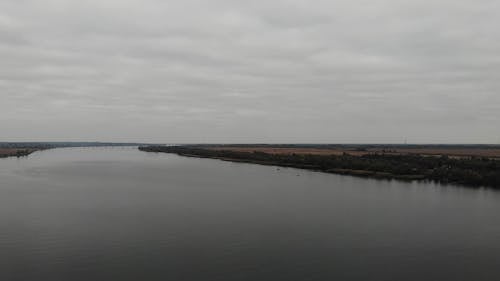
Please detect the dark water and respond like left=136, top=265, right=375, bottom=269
left=1, top=147, right=499, bottom=281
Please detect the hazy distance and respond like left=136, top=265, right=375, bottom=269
left=1, top=0, right=499, bottom=143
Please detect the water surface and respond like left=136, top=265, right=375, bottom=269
left=1, top=147, right=499, bottom=281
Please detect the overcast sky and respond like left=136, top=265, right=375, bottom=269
left=1, top=0, right=499, bottom=143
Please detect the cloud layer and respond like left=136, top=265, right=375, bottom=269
left=1, top=0, right=499, bottom=143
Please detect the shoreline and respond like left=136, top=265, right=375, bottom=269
left=171, top=152, right=428, bottom=181
left=139, top=145, right=500, bottom=188
left=0, top=148, right=39, bottom=159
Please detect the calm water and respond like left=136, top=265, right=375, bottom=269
left=1, top=147, right=499, bottom=281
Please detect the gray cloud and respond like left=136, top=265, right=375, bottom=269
left=1, top=0, right=499, bottom=143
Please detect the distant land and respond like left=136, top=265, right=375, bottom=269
left=0, top=142, right=153, bottom=158
left=0, top=148, right=39, bottom=158
left=0, top=142, right=153, bottom=149
left=195, top=144, right=500, bottom=158
left=139, top=144, right=500, bottom=189
left=3, top=142, right=500, bottom=188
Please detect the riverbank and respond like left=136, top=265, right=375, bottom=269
left=0, top=148, right=39, bottom=158
left=0, top=142, right=156, bottom=159
left=139, top=145, right=500, bottom=188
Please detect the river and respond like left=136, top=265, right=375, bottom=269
left=1, top=147, right=499, bottom=280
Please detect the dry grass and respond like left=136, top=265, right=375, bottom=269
left=386, top=148, right=500, bottom=158
left=0, top=148, right=21, bottom=155
left=207, top=146, right=500, bottom=158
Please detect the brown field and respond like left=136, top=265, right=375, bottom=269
left=0, top=148, right=21, bottom=155
left=385, top=148, right=500, bottom=158
left=207, top=147, right=365, bottom=156
left=207, top=146, right=500, bottom=158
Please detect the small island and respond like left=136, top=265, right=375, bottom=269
left=139, top=144, right=500, bottom=189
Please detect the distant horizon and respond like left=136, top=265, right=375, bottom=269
left=2, top=141, right=500, bottom=146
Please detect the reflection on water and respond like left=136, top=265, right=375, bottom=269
left=1, top=147, right=499, bottom=281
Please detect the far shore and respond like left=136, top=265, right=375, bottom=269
left=0, top=148, right=39, bottom=158
left=0, top=142, right=155, bottom=159
left=139, top=145, right=500, bottom=189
